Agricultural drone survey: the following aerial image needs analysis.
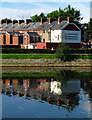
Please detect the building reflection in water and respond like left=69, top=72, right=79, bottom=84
left=2, top=77, right=81, bottom=112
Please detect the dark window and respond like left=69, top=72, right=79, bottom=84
left=3, top=35, right=6, bottom=44
left=43, top=39, right=45, bottom=43
left=19, top=36, right=23, bottom=44
left=10, top=35, right=13, bottom=44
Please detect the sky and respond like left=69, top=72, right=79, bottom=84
left=0, top=0, right=91, bottom=23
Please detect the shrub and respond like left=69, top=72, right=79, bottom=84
left=55, top=42, right=71, bottom=61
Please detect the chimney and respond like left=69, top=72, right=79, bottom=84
left=49, top=17, right=55, bottom=24
left=18, top=20, right=24, bottom=25
left=41, top=18, right=47, bottom=24
left=0, top=19, right=6, bottom=24
left=58, top=17, right=63, bottom=24
left=67, top=17, right=74, bottom=23
left=12, top=20, right=18, bottom=24
left=6, top=19, right=12, bottom=25
left=25, top=19, right=32, bottom=24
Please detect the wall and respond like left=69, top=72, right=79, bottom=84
left=42, top=30, right=51, bottom=43
left=62, top=30, right=81, bottom=43
left=13, top=34, right=19, bottom=45
left=0, top=35, right=3, bottom=45
left=37, top=42, right=47, bottom=49
left=6, top=32, right=10, bottom=45
left=23, top=33, right=30, bottom=45
left=51, top=30, right=62, bottom=43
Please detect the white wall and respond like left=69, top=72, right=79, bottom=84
left=62, top=30, right=81, bottom=43
left=50, top=81, right=62, bottom=95
left=51, top=30, right=62, bottom=43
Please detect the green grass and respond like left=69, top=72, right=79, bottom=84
left=1, top=54, right=92, bottom=59
left=2, top=54, right=56, bottom=59
left=2, top=72, right=92, bottom=79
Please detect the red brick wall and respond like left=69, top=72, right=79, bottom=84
left=0, top=36, right=3, bottom=45
left=37, top=42, right=47, bottom=49
left=6, top=33, right=10, bottom=45
left=13, top=34, right=19, bottom=45
left=64, top=24, right=80, bottom=31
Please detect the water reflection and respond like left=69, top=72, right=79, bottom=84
left=1, top=77, right=82, bottom=112
left=1, top=70, right=92, bottom=114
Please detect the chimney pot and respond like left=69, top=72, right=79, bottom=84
left=68, top=17, right=74, bottom=23
left=41, top=18, right=47, bottom=24
left=18, top=20, right=24, bottom=25
left=12, top=20, right=18, bottom=24
left=6, top=19, right=12, bottom=25
left=25, top=19, right=32, bottom=24
left=58, top=17, right=63, bottom=24
left=49, top=17, right=55, bottom=24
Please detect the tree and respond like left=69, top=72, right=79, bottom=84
left=30, top=5, right=82, bottom=23
left=85, top=18, right=92, bottom=44
left=55, top=42, right=71, bottom=61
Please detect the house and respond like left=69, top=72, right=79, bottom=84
left=0, top=17, right=81, bottom=49
left=37, top=17, right=81, bottom=49
left=6, top=32, right=23, bottom=45
left=21, top=32, right=40, bottom=49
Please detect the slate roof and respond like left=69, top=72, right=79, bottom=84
left=37, top=21, right=68, bottom=30
left=8, top=32, right=23, bottom=36
left=0, top=21, right=68, bottom=31
left=26, top=32, right=39, bottom=37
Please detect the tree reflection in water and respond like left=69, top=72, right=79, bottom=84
left=1, top=70, right=92, bottom=112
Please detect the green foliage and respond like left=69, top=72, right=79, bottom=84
left=30, top=12, right=47, bottom=22
left=85, top=18, right=92, bottom=43
left=30, top=5, right=82, bottom=23
left=55, top=42, right=71, bottom=61
left=2, top=48, right=55, bottom=54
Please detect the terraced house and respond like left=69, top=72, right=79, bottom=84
left=0, top=17, right=81, bottom=49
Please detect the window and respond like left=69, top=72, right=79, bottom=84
left=10, top=35, right=13, bottom=44
left=19, top=36, right=23, bottom=44
left=43, top=39, right=45, bottom=43
left=58, top=35, right=59, bottom=40
left=3, top=35, right=6, bottom=44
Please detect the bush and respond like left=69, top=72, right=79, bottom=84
left=55, top=42, right=71, bottom=61
left=1, top=48, right=56, bottom=54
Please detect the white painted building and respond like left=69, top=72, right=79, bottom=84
left=51, top=23, right=81, bottom=44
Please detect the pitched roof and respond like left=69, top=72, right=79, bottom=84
left=0, top=22, right=41, bottom=31
left=37, top=21, right=68, bottom=30
left=8, top=32, right=23, bottom=36
left=26, top=32, right=39, bottom=37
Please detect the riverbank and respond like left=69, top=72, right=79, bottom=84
left=1, top=58, right=92, bottom=67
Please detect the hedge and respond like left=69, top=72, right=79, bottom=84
left=1, top=48, right=55, bottom=54
left=1, top=48, right=92, bottom=54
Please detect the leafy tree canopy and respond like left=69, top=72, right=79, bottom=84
left=30, top=5, right=82, bottom=23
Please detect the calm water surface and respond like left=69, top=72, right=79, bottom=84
left=1, top=69, right=92, bottom=118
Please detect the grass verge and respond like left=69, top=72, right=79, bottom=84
left=1, top=54, right=92, bottom=59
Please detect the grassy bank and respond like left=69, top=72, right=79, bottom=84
left=1, top=54, right=92, bottom=59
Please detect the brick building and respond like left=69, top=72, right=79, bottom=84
left=0, top=17, right=81, bottom=49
